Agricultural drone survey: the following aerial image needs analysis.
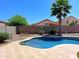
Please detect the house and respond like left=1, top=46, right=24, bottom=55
left=26, top=19, right=59, bottom=34
left=55, top=16, right=79, bottom=33
left=34, top=19, right=59, bottom=27
left=34, top=16, right=79, bottom=26
left=60, top=16, right=79, bottom=26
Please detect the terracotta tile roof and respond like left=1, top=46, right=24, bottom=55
left=34, top=19, right=55, bottom=25
left=33, top=19, right=59, bottom=26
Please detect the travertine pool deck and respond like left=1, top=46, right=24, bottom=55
left=0, top=34, right=79, bottom=59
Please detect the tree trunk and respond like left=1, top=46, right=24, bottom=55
left=58, top=16, right=62, bottom=36
left=58, top=7, right=62, bottom=36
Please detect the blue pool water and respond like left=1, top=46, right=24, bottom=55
left=20, top=37, right=79, bottom=49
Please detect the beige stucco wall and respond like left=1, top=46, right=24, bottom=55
left=6, top=26, right=16, bottom=34
left=0, top=23, right=6, bottom=32
left=0, top=23, right=16, bottom=34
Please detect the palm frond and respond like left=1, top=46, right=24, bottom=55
left=51, top=0, right=71, bottom=18
left=63, top=13, right=67, bottom=18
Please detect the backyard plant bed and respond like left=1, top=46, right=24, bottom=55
left=0, top=32, right=10, bottom=44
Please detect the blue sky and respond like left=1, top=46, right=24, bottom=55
left=0, top=0, right=79, bottom=24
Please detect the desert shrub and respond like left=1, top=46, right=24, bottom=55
left=19, top=29, right=24, bottom=34
left=0, top=32, right=10, bottom=43
left=77, top=52, right=79, bottom=59
left=49, top=29, right=57, bottom=35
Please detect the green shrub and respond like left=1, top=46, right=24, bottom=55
left=49, top=29, right=57, bottom=35
left=0, top=32, right=10, bottom=43
left=77, top=52, right=79, bottom=59
left=19, top=29, right=24, bottom=34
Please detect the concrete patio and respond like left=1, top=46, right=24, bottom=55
left=0, top=34, right=79, bottom=59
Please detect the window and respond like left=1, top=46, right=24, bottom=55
left=45, top=23, right=49, bottom=26
left=66, top=20, right=69, bottom=24
left=75, top=20, right=78, bottom=24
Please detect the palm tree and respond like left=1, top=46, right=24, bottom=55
left=51, top=0, right=71, bottom=36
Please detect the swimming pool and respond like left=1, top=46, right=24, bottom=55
left=20, top=37, right=79, bottom=49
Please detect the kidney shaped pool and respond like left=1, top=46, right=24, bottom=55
left=20, top=37, right=79, bottom=49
